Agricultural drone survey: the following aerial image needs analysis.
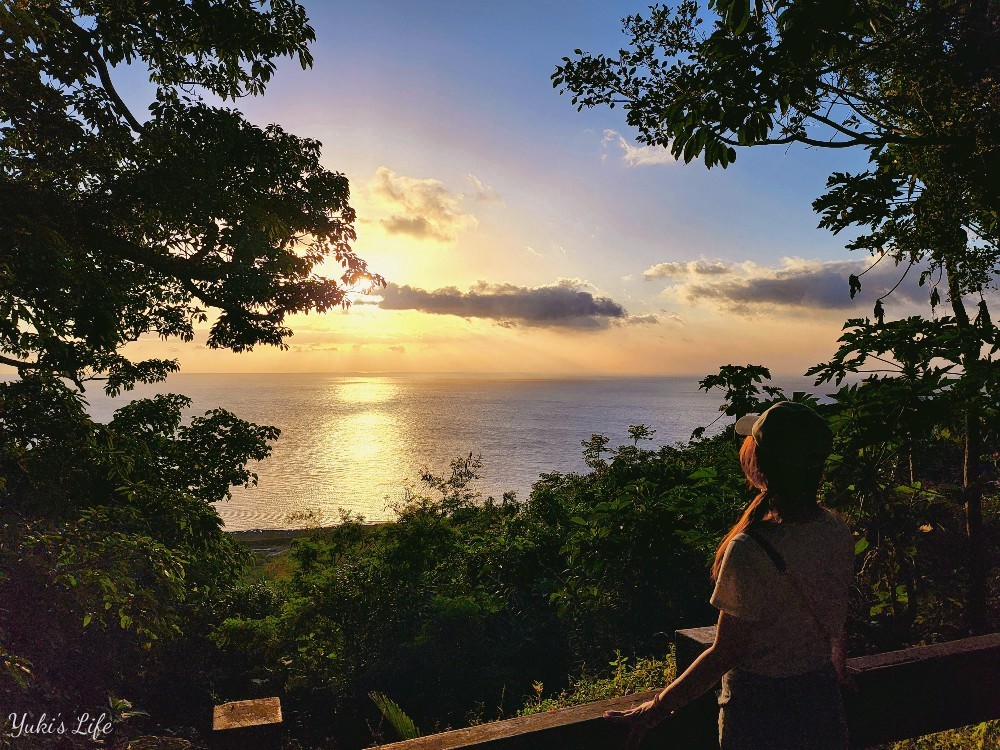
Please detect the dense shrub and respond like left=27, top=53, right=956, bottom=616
left=212, top=431, right=754, bottom=745
left=0, top=376, right=276, bottom=744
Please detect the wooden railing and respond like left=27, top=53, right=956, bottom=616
left=362, top=629, right=1000, bottom=750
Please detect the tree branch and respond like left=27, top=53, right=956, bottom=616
left=0, top=354, right=42, bottom=371
left=802, top=110, right=879, bottom=142
left=51, top=9, right=144, bottom=133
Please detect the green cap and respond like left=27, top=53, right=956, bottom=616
left=734, top=401, right=833, bottom=467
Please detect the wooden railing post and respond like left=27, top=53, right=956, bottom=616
left=675, top=625, right=716, bottom=673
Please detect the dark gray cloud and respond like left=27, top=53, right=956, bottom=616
left=377, top=279, right=648, bottom=330
left=672, top=257, right=926, bottom=315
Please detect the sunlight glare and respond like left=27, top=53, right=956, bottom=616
left=335, top=377, right=398, bottom=404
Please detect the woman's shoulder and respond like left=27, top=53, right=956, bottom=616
left=722, top=532, right=764, bottom=563
left=716, top=532, right=778, bottom=583
left=767, top=507, right=853, bottom=557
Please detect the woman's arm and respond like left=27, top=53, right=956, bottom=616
left=654, top=610, right=754, bottom=713
left=604, top=610, right=755, bottom=739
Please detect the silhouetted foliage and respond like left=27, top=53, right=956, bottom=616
left=0, top=1, right=378, bottom=744
left=1, top=1, right=382, bottom=389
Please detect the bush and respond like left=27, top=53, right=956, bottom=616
left=213, top=430, right=751, bottom=746
left=0, top=376, right=277, bottom=744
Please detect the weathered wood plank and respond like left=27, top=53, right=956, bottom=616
left=369, top=688, right=717, bottom=750
left=212, top=697, right=283, bottom=750
left=212, top=697, right=282, bottom=731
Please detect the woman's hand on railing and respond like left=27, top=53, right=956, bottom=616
left=603, top=695, right=667, bottom=750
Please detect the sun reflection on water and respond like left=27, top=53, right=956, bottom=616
left=336, top=377, right=398, bottom=404
left=328, top=411, right=396, bottom=462
left=294, top=377, right=415, bottom=522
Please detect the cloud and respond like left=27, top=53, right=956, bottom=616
left=369, top=167, right=477, bottom=242
left=376, top=278, right=652, bottom=330
left=644, top=259, right=733, bottom=279
left=602, top=129, right=675, bottom=167
left=662, top=256, right=926, bottom=316
left=346, top=292, right=382, bottom=306
left=466, top=173, right=503, bottom=204
left=628, top=314, right=660, bottom=325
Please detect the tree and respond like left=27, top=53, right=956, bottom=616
left=0, top=0, right=383, bottom=735
left=554, top=0, right=998, bottom=632
left=1, top=0, right=383, bottom=393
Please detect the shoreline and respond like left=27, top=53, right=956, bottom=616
left=227, top=522, right=385, bottom=554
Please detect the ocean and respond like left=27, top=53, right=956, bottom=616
left=81, top=373, right=823, bottom=531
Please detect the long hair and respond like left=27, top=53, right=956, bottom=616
left=711, top=436, right=824, bottom=580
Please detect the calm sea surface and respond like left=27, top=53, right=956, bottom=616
left=81, top=373, right=821, bottom=531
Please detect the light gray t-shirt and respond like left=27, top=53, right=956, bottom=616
left=710, top=507, right=854, bottom=677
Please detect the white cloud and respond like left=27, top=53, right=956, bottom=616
left=368, top=167, right=478, bottom=243
left=602, top=129, right=676, bottom=167
left=644, top=259, right=733, bottom=279
left=465, top=173, right=503, bottom=204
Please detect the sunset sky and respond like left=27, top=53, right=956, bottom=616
left=116, top=0, right=929, bottom=377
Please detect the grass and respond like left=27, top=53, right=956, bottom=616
left=884, top=721, right=1000, bottom=749
left=518, top=650, right=677, bottom=716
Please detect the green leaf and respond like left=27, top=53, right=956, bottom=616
left=729, top=0, right=750, bottom=34
left=854, top=538, right=870, bottom=555
left=688, top=467, right=718, bottom=480
left=370, top=692, right=422, bottom=740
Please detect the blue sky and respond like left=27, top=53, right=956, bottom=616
left=120, top=1, right=920, bottom=376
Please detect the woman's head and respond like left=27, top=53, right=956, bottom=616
left=735, top=401, right=833, bottom=471
left=738, top=433, right=826, bottom=516
left=712, top=402, right=833, bottom=580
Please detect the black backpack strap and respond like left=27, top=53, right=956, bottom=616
left=744, top=527, right=832, bottom=642
left=744, top=529, right=787, bottom=572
